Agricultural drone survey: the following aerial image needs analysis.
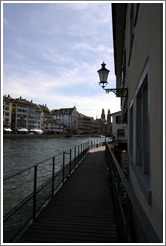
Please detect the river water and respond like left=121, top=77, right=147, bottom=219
left=3, top=136, right=104, bottom=216
left=3, top=136, right=102, bottom=178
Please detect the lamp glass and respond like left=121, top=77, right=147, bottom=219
left=97, top=62, right=110, bottom=88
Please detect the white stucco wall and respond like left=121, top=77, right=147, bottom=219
left=125, top=4, right=163, bottom=241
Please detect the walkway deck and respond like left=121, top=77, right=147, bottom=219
left=19, top=146, right=119, bottom=243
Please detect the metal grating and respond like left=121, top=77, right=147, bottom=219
left=18, top=146, right=120, bottom=243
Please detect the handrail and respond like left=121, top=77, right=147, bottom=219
left=106, top=143, right=161, bottom=243
left=4, top=138, right=106, bottom=181
left=3, top=154, right=61, bottom=181
left=3, top=138, right=105, bottom=243
left=3, top=145, right=80, bottom=181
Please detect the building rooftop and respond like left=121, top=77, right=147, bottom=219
left=11, top=97, right=43, bottom=112
left=78, top=113, right=90, bottom=119
left=51, top=107, right=76, bottom=115
left=111, top=111, right=121, bottom=116
left=39, top=104, right=50, bottom=114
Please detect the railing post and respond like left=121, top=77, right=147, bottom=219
left=83, top=143, right=84, bottom=155
left=81, top=143, right=83, bottom=159
left=74, top=146, right=76, bottom=168
left=63, top=152, right=65, bottom=183
left=78, top=145, right=80, bottom=163
left=52, top=157, right=55, bottom=197
left=33, top=165, right=37, bottom=221
left=70, top=149, right=72, bottom=173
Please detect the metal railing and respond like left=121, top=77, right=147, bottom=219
left=105, top=143, right=161, bottom=243
left=3, top=138, right=105, bottom=243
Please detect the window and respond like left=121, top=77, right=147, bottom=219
left=117, top=129, right=125, bottom=137
left=5, top=106, right=9, bottom=111
left=136, top=78, right=149, bottom=173
left=17, top=109, right=27, bottom=113
left=135, top=61, right=151, bottom=203
left=116, top=116, right=121, bottom=124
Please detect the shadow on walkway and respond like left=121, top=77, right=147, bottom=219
left=19, top=146, right=119, bottom=243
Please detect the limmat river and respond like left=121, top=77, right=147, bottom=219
left=3, top=136, right=103, bottom=178
left=3, top=136, right=105, bottom=216
left=3, top=136, right=107, bottom=242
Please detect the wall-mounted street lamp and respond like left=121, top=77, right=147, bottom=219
left=97, top=62, right=128, bottom=97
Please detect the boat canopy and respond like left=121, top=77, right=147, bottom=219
left=4, top=128, right=12, bottom=132
left=17, top=128, right=29, bottom=132
left=30, top=129, right=44, bottom=134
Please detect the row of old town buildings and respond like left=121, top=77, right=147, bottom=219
left=3, top=95, right=114, bottom=136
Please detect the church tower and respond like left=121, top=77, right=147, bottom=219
left=107, top=109, right=111, bottom=123
left=101, top=109, right=105, bottom=120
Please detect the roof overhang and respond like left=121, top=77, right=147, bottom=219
left=110, top=111, right=121, bottom=116
left=112, top=3, right=127, bottom=89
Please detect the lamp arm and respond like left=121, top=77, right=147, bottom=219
left=104, top=88, right=128, bottom=97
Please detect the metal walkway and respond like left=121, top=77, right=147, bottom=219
left=19, top=146, right=119, bottom=243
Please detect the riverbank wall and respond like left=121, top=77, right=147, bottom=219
left=3, top=134, right=102, bottom=140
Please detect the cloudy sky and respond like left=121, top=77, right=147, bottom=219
left=3, top=2, right=120, bottom=118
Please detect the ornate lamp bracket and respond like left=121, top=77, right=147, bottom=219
left=105, top=88, right=128, bottom=97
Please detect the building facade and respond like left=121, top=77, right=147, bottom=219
left=90, top=118, right=102, bottom=135
left=43, top=119, right=64, bottom=134
left=39, top=104, right=53, bottom=130
left=52, top=107, right=78, bottom=134
left=111, top=111, right=127, bottom=146
left=11, top=97, right=42, bottom=131
left=78, top=113, right=91, bottom=135
left=3, top=95, right=12, bottom=129
left=112, top=3, right=163, bottom=242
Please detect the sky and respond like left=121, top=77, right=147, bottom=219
left=2, top=1, right=120, bottom=119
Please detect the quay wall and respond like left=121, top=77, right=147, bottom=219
left=3, top=134, right=101, bottom=140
